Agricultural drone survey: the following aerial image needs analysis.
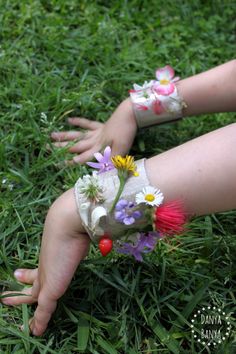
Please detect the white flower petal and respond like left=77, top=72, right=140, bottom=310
left=135, top=185, right=164, bottom=206
left=91, top=206, right=107, bottom=230
left=79, top=202, right=90, bottom=225
left=133, top=80, right=154, bottom=92
left=135, top=192, right=145, bottom=204
left=142, top=186, right=156, bottom=194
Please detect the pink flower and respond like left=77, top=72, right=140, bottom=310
left=87, top=146, right=115, bottom=174
left=135, top=103, right=149, bottom=111
left=153, top=65, right=180, bottom=96
left=152, top=99, right=164, bottom=115
left=153, top=200, right=187, bottom=235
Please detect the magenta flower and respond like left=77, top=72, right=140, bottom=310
left=117, top=232, right=161, bottom=261
left=152, top=99, right=164, bottom=115
left=134, top=103, right=149, bottom=111
left=153, top=65, right=180, bottom=96
left=87, top=146, right=115, bottom=174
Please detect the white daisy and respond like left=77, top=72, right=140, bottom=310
left=135, top=186, right=164, bottom=206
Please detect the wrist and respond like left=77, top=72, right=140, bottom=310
left=51, top=189, right=87, bottom=235
left=105, top=98, right=137, bottom=137
left=121, top=97, right=138, bottom=131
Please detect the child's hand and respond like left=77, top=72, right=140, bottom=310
left=51, top=98, right=137, bottom=164
left=1, top=189, right=90, bottom=336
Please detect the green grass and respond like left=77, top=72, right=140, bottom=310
left=0, top=0, right=236, bottom=353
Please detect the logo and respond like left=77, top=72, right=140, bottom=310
left=190, top=306, right=232, bottom=347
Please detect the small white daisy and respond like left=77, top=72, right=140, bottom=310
left=135, top=186, right=164, bottom=206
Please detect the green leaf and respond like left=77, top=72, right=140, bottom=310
left=77, top=318, right=90, bottom=352
left=97, top=336, right=118, bottom=354
left=151, top=322, right=180, bottom=354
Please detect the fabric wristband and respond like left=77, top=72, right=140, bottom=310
left=75, top=158, right=151, bottom=242
left=129, top=65, right=186, bottom=128
left=74, top=147, right=187, bottom=261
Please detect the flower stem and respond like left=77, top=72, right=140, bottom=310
left=109, top=175, right=126, bottom=213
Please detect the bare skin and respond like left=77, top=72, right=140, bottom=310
left=2, top=190, right=90, bottom=336
left=50, top=60, right=236, bottom=164
left=50, top=98, right=137, bottom=165
left=1, top=60, right=236, bottom=336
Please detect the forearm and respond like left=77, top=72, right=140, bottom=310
left=146, top=123, right=236, bottom=215
left=50, top=60, right=236, bottom=164
left=177, top=60, right=236, bottom=117
left=128, top=60, right=236, bottom=129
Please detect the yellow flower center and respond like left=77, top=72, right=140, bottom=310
left=160, top=78, right=170, bottom=85
left=145, top=194, right=155, bottom=202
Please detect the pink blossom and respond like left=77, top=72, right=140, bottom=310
left=135, top=103, right=149, bottom=111
left=153, top=65, right=180, bottom=96
left=152, top=99, right=164, bottom=115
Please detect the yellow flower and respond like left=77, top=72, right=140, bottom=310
left=111, top=155, right=139, bottom=176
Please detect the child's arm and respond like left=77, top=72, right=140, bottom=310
left=51, top=60, right=236, bottom=164
left=2, top=60, right=236, bottom=337
left=1, top=189, right=90, bottom=336
left=2, top=121, right=236, bottom=335
left=177, top=59, right=236, bottom=116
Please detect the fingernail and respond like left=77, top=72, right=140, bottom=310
left=32, top=327, right=39, bottom=336
left=14, top=269, right=23, bottom=279
left=68, top=117, right=76, bottom=123
left=73, top=156, right=81, bottom=164
left=29, top=319, right=35, bottom=335
left=1, top=298, right=11, bottom=305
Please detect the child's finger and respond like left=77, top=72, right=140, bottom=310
left=68, top=117, right=102, bottom=130
left=73, top=148, right=97, bottom=164
left=67, top=139, right=93, bottom=154
left=30, top=293, right=57, bottom=336
left=1, top=287, right=36, bottom=306
left=50, top=131, right=83, bottom=142
left=14, top=268, right=38, bottom=284
left=51, top=139, right=92, bottom=153
left=51, top=141, right=71, bottom=148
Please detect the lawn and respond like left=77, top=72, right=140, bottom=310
left=0, top=0, right=236, bottom=353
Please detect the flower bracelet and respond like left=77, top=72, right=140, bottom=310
left=74, top=146, right=187, bottom=261
left=130, top=65, right=187, bottom=128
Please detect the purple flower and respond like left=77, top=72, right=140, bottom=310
left=117, top=232, right=161, bottom=261
left=114, top=199, right=142, bottom=225
left=87, top=146, right=115, bottom=174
